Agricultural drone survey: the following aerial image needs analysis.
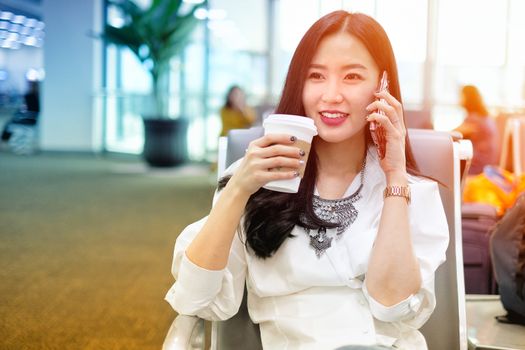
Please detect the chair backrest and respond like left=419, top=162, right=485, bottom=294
left=224, top=127, right=264, bottom=168
left=213, top=127, right=265, bottom=350
left=408, top=129, right=467, bottom=350
left=215, top=128, right=467, bottom=350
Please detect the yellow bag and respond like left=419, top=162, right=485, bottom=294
left=463, top=166, right=517, bottom=216
left=516, top=174, right=525, bottom=196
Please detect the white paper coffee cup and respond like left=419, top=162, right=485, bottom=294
left=262, top=114, right=318, bottom=193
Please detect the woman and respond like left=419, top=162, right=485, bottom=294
left=454, top=85, right=498, bottom=174
left=220, top=85, right=257, bottom=137
left=166, top=11, right=448, bottom=350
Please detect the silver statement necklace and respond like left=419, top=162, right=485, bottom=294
left=302, top=157, right=366, bottom=258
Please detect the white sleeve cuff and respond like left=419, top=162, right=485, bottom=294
left=166, top=252, right=226, bottom=312
left=362, top=282, right=423, bottom=322
left=179, top=252, right=225, bottom=294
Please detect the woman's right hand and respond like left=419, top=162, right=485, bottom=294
left=187, top=134, right=303, bottom=270
left=227, top=134, right=306, bottom=196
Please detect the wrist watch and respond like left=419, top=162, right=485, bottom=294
left=383, top=185, right=411, bottom=204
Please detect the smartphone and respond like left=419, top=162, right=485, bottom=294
left=369, top=71, right=388, bottom=159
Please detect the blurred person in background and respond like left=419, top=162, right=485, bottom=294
left=219, top=85, right=256, bottom=137
left=24, top=80, right=40, bottom=115
left=454, top=85, right=499, bottom=175
left=1, top=80, right=40, bottom=142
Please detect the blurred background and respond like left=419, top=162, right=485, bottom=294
left=0, top=0, right=524, bottom=159
left=0, top=0, right=524, bottom=349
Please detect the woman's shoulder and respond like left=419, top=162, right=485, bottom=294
left=220, top=106, right=238, bottom=116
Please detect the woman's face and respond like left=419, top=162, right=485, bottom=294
left=230, top=88, right=245, bottom=109
left=302, top=31, right=380, bottom=144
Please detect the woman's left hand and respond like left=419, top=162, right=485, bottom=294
left=366, top=90, right=407, bottom=177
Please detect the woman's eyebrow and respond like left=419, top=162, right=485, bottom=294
left=341, top=63, right=367, bottom=70
left=308, top=63, right=367, bottom=70
left=308, top=63, right=327, bottom=70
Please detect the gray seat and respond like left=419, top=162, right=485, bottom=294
left=224, top=127, right=264, bottom=167
left=164, top=128, right=469, bottom=350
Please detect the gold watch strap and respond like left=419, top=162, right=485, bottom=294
left=383, top=185, right=411, bottom=204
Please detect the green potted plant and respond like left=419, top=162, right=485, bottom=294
left=101, top=0, right=206, bottom=166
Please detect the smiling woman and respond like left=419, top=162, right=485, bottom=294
left=303, top=32, right=378, bottom=141
left=166, top=10, right=449, bottom=350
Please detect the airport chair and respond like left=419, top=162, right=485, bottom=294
left=163, top=128, right=470, bottom=350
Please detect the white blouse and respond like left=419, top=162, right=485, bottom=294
left=165, top=149, right=449, bottom=350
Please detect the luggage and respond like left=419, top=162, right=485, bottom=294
left=463, top=166, right=516, bottom=216
left=490, top=193, right=525, bottom=325
left=462, top=203, right=499, bottom=294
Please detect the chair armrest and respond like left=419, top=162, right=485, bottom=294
left=217, top=136, right=228, bottom=180
left=163, top=314, right=205, bottom=350
left=449, top=130, right=464, bottom=142
left=455, top=139, right=473, bottom=193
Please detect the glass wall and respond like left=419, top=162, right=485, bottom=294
left=102, top=0, right=268, bottom=161
left=102, top=0, right=525, bottom=160
left=103, top=2, right=152, bottom=154
left=432, top=0, right=518, bottom=130
left=199, top=0, right=268, bottom=161
left=0, top=8, right=44, bottom=115
left=272, top=0, right=428, bottom=126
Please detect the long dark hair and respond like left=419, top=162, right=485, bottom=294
left=221, top=11, right=421, bottom=259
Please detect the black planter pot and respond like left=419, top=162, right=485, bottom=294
left=142, top=118, right=188, bottom=167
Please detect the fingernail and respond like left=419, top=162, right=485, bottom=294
left=293, top=171, right=300, bottom=177
left=290, top=136, right=297, bottom=142
left=299, top=160, right=305, bottom=165
left=299, top=149, right=306, bottom=157
left=365, top=105, right=372, bottom=111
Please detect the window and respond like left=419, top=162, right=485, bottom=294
left=273, top=0, right=428, bottom=105
left=432, top=0, right=512, bottom=131
left=101, top=0, right=525, bottom=159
